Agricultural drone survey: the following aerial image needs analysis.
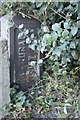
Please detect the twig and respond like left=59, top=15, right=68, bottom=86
left=19, top=11, right=42, bottom=23
left=27, top=14, right=42, bottom=23
left=19, top=11, right=31, bottom=19
left=12, top=19, right=23, bottom=32
left=51, top=8, right=67, bottom=20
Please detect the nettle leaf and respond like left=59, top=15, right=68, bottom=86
left=19, top=24, right=24, bottom=29
left=64, top=22, right=70, bottom=29
left=52, top=23, right=62, bottom=33
left=26, top=37, right=31, bottom=44
left=71, top=26, right=78, bottom=36
left=62, top=29, right=69, bottom=38
left=70, top=42, right=76, bottom=49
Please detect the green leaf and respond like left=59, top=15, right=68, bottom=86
left=24, top=29, right=29, bottom=35
left=36, top=96, right=44, bottom=101
left=17, top=91, right=24, bottom=98
left=43, top=26, right=49, bottom=33
left=62, top=29, right=69, bottom=38
left=20, top=96, right=26, bottom=104
left=53, top=48, right=61, bottom=57
left=71, top=26, right=78, bottom=36
left=53, top=41, right=56, bottom=47
left=60, top=38, right=65, bottom=43
left=42, top=33, right=51, bottom=46
left=70, top=42, right=76, bottom=49
left=38, top=59, right=43, bottom=65
left=31, top=33, right=34, bottom=39
left=18, top=32, right=24, bottom=39
left=51, top=31, right=58, bottom=41
left=40, top=46, right=45, bottom=53
left=59, top=113, right=69, bottom=118
left=26, top=37, right=31, bottom=44
left=71, top=50, right=76, bottom=59
left=29, top=44, right=35, bottom=50
left=52, top=23, right=62, bottom=33
left=64, top=106, right=67, bottom=114
left=36, top=2, right=42, bottom=8
left=7, top=20, right=14, bottom=28
left=19, top=24, right=24, bottom=29
left=66, top=58, right=71, bottom=62
left=25, top=100, right=31, bottom=107
left=16, top=102, right=22, bottom=110
left=64, top=22, right=70, bottom=29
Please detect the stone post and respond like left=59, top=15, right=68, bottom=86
left=0, top=15, right=10, bottom=119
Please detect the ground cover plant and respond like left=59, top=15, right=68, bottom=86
left=1, top=1, right=80, bottom=119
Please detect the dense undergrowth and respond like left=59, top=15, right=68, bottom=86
left=0, top=1, right=80, bottom=119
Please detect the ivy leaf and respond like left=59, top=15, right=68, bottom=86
left=52, top=23, right=62, bottom=33
left=64, top=22, right=70, bottom=29
left=38, top=59, right=43, bottom=65
left=29, top=61, right=36, bottom=66
left=53, top=48, right=61, bottom=57
left=36, top=2, right=42, bottom=8
left=71, top=26, right=78, bottom=36
left=26, top=37, right=31, bottom=44
left=71, top=50, right=76, bottom=59
left=51, top=31, right=58, bottom=41
left=24, top=29, right=29, bottom=35
left=66, top=58, right=71, bottom=62
left=43, top=26, right=49, bottom=33
left=40, top=46, right=45, bottom=53
left=53, top=41, right=56, bottom=47
left=31, top=33, right=34, bottom=39
left=60, top=38, right=65, bottom=43
left=19, top=24, right=24, bottom=29
left=62, top=29, right=69, bottom=38
left=29, top=44, right=35, bottom=50
left=18, top=32, right=24, bottom=39
left=70, top=42, right=76, bottom=49
left=7, top=20, right=14, bottom=28
left=16, top=102, right=22, bottom=110
left=42, top=33, right=51, bottom=46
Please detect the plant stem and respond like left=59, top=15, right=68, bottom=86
left=51, top=8, right=67, bottom=20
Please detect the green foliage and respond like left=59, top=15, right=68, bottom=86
left=1, top=1, right=80, bottom=118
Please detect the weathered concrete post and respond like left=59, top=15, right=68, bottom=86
left=0, top=15, right=10, bottom=119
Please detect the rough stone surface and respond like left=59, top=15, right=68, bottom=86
left=0, top=38, right=3, bottom=120
left=0, top=15, right=10, bottom=119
